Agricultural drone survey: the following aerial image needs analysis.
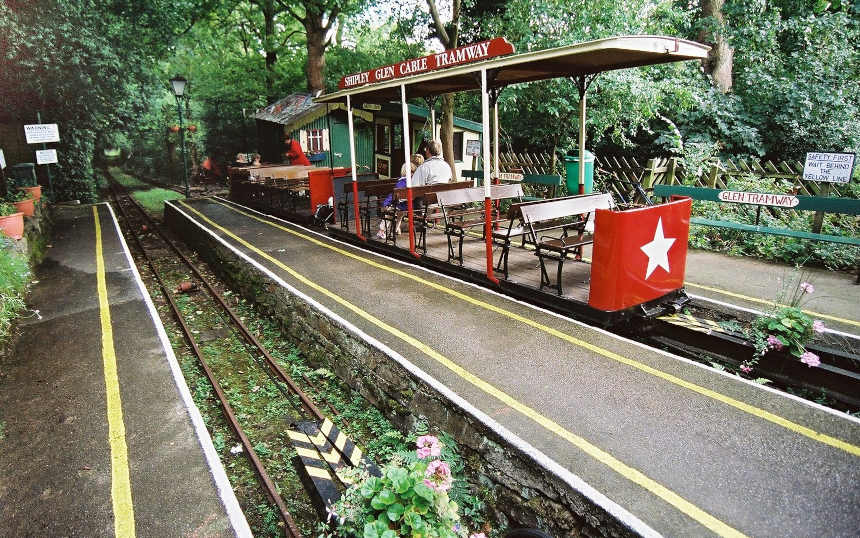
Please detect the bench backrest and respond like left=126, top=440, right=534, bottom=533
left=393, top=181, right=472, bottom=200
left=342, top=178, right=397, bottom=194
left=436, top=184, right=525, bottom=206
left=520, top=193, right=613, bottom=224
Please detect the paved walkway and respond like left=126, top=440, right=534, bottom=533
left=0, top=204, right=250, bottom=537
left=683, top=250, right=859, bottom=335
left=171, top=197, right=860, bottom=537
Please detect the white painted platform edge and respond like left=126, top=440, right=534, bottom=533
left=211, top=196, right=860, bottom=426
left=169, top=200, right=663, bottom=538
left=104, top=202, right=253, bottom=538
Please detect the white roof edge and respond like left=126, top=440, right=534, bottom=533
left=316, top=35, right=710, bottom=103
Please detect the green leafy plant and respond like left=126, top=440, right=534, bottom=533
left=6, top=190, right=29, bottom=203
left=740, top=271, right=824, bottom=374
left=321, top=435, right=486, bottom=538
left=0, top=202, right=19, bottom=217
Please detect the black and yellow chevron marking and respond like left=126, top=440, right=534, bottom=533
left=320, top=418, right=382, bottom=477
left=658, top=313, right=730, bottom=335
left=286, top=426, right=340, bottom=507
left=296, top=421, right=355, bottom=485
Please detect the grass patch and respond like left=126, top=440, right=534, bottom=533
left=108, top=167, right=148, bottom=189
left=0, top=238, right=30, bottom=347
left=131, top=188, right=185, bottom=214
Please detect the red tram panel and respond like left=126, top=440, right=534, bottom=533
left=588, top=198, right=691, bottom=311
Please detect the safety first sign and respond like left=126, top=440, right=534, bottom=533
left=803, top=152, right=855, bottom=184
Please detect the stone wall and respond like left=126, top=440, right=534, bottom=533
left=166, top=203, right=638, bottom=538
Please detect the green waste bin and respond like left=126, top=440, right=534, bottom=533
left=564, top=150, right=594, bottom=194
left=8, top=163, right=37, bottom=187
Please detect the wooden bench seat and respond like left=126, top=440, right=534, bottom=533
left=383, top=182, right=473, bottom=249
left=493, top=193, right=613, bottom=294
left=436, top=184, right=525, bottom=265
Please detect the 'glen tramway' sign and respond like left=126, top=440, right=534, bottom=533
left=717, top=190, right=799, bottom=208
left=338, top=38, right=515, bottom=89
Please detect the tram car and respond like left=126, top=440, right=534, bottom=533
left=229, top=35, right=710, bottom=325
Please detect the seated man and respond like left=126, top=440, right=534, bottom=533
left=411, top=139, right=451, bottom=186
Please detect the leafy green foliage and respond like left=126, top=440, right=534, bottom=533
left=0, top=239, right=30, bottom=347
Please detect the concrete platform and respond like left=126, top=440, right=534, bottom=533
left=0, top=204, right=250, bottom=537
left=169, top=197, right=860, bottom=537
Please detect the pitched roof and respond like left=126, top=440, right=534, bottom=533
left=253, top=94, right=319, bottom=125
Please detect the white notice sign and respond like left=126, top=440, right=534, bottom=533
left=24, top=123, right=60, bottom=144
left=498, top=172, right=524, bottom=182
left=465, top=140, right=481, bottom=157
left=803, top=152, right=855, bottom=184
left=0, top=149, right=5, bottom=169
left=36, top=149, right=58, bottom=165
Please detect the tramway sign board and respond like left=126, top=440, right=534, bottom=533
left=717, top=190, right=799, bottom=208
left=802, top=152, right=855, bottom=184
left=338, top=38, right=515, bottom=89
left=24, top=123, right=60, bottom=144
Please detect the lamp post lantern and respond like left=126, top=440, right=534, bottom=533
left=169, top=75, right=190, bottom=198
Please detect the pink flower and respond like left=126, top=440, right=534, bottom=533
left=800, top=351, right=820, bottom=367
left=799, top=282, right=814, bottom=294
left=740, top=364, right=752, bottom=374
left=813, top=320, right=825, bottom=333
left=766, top=335, right=784, bottom=350
left=416, top=435, right=441, bottom=460
left=423, top=459, right=452, bottom=492
left=469, top=534, right=487, bottom=538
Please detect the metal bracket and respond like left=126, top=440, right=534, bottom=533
left=573, top=73, right=600, bottom=98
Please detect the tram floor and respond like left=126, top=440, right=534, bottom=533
left=349, top=216, right=594, bottom=304
left=169, top=197, right=860, bottom=538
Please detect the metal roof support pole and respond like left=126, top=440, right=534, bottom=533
left=575, top=74, right=598, bottom=195
left=481, top=69, right=500, bottom=284
left=401, top=84, right=418, bottom=258
left=493, top=99, right=500, bottom=180
left=347, top=94, right=365, bottom=240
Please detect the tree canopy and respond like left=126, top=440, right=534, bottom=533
left=0, top=0, right=856, bottom=201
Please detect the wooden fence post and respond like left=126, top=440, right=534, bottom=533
left=644, top=158, right=657, bottom=189
left=706, top=162, right=720, bottom=188
left=666, top=157, right=677, bottom=185
left=812, top=182, right=831, bottom=234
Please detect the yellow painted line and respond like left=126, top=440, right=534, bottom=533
left=94, top=206, right=136, bottom=538
left=205, top=200, right=860, bottom=459
left=684, top=281, right=860, bottom=328
left=179, top=201, right=743, bottom=537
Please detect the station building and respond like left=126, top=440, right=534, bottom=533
left=253, top=93, right=482, bottom=179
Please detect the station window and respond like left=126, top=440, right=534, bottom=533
left=453, top=132, right=464, bottom=162
left=376, top=123, right=391, bottom=155
left=307, top=129, right=324, bottom=152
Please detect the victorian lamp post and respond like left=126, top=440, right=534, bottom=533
left=169, top=75, right=190, bottom=198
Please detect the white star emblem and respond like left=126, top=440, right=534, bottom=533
left=640, top=217, right=676, bottom=280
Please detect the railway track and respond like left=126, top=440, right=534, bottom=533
left=107, top=181, right=385, bottom=536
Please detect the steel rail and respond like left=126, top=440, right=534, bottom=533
left=112, top=182, right=326, bottom=422
left=109, top=186, right=304, bottom=538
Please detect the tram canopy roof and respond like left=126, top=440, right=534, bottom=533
left=315, top=35, right=710, bottom=105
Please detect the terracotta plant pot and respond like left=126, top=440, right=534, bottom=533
left=187, top=124, right=197, bottom=132
left=18, top=185, right=41, bottom=201
left=0, top=212, right=24, bottom=240
left=13, top=198, right=35, bottom=217
left=169, top=125, right=180, bottom=133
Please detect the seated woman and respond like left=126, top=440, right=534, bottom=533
left=375, top=155, right=423, bottom=240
